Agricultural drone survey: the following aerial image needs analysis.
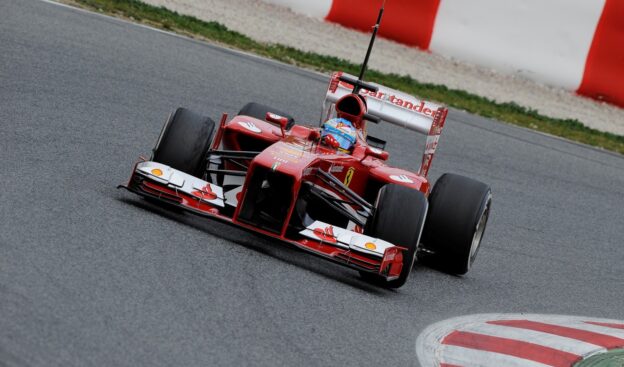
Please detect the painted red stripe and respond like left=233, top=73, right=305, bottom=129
left=442, top=331, right=580, bottom=367
left=577, top=0, right=624, bottom=107
left=325, top=0, right=441, bottom=50
left=585, top=321, right=624, bottom=330
left=488, top=320, right=624, bottom=349
left=440, top=364, right=462, bottom=367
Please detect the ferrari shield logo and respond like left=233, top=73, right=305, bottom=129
left=344, top=167, right=355, bottom=187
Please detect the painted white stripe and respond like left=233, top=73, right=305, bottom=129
left=261, top=0, right=332, bottom=19
left=503, top=315, right=624, bottom=340
left=430, top=0, right=605, bottom=90
left=560, top=321, right=624, bottom=340
left=440, top=345, right=552, bottom=367
left=461, top=322, right=603, bottom=356
left=40, top=0, right=318, bottom=79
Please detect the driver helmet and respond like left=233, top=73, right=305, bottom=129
left=321, top=118, right=357, bottom=152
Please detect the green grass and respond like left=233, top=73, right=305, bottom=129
left=72, top=0, right=624, bottom=154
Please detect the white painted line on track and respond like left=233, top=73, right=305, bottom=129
left=562, top=321, right=624, bottom=340
left=40, top=0, right=224, bottom=40
left=39, top=0, right=330, bottom=81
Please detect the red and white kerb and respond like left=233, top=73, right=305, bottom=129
left=416, top=313, right=624, bottom=367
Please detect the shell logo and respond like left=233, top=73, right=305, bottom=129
left=364, top=242, right=377, bottom=250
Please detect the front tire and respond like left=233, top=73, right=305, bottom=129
left=421, top=173, right=492, bottom=275
left=362, top=184, right=428, bottom=288
left=152, top=108, right=215, bottom=177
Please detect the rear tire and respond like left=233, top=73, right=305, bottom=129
left=361, top=184, right=428, bottom=288
left=152, top=108, right=215, bottom=177
left=239, top=102, right=295, bottom=130
left=421, top=173, right=492, bottom=275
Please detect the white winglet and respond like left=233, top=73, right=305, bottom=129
left=299, top=220, right=395, bottom=257
left=136, top=161, right=224, bottom=207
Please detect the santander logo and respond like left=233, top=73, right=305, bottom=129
left=335, top=77, right=437, bottom=117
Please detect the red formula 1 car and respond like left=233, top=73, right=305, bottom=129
left=118, top=70, right=492, bottom=288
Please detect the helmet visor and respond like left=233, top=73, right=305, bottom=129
left=322, top=124, right=356, bottom=151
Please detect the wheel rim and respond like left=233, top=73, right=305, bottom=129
left=467, top=194, right=491, bottom=269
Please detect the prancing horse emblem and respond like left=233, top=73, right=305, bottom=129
left=344, top=167, right=355, bottom=187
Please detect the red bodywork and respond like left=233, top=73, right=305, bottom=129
left=121, top=72, right=448, bottom=280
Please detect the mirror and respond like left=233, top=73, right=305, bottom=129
left=364, top=145, right=389, bottom=161
left=266, top=112, right=289, bottom=136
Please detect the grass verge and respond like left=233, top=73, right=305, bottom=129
left=70, top=0, right=624, bottom=154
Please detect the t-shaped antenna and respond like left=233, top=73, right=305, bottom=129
left=337, top=1, right=385, bottom=94
left=352, top=0, right=386, bottom=94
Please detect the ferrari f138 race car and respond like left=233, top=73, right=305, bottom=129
left=119, top=5, right=491, bottom=288
left=118, top=70, right=492, bottom=288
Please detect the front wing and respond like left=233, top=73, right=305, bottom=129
left=119, top=160, right=406, bottom=281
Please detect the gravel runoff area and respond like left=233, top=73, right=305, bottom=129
left=140, top=0, right=624, bottom=136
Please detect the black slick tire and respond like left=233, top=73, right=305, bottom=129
left=421, top=173, right=492, bottom=275
left=362, top=184, right=428, bottom=288
left=152, top=108, right=215, bottom=177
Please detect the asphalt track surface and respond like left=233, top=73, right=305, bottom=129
left=1, top=1, right=623, bottom=366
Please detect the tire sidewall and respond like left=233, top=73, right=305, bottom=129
left=152, top=108, right=215, bottom=177
left=365, top=184, right=428, bottom=288
left=423, top=173, right=492, bottom=275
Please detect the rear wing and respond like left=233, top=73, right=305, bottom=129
left=323, top=71, right=448, bottom=177
left=323, top=72, right=447, bottom=134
